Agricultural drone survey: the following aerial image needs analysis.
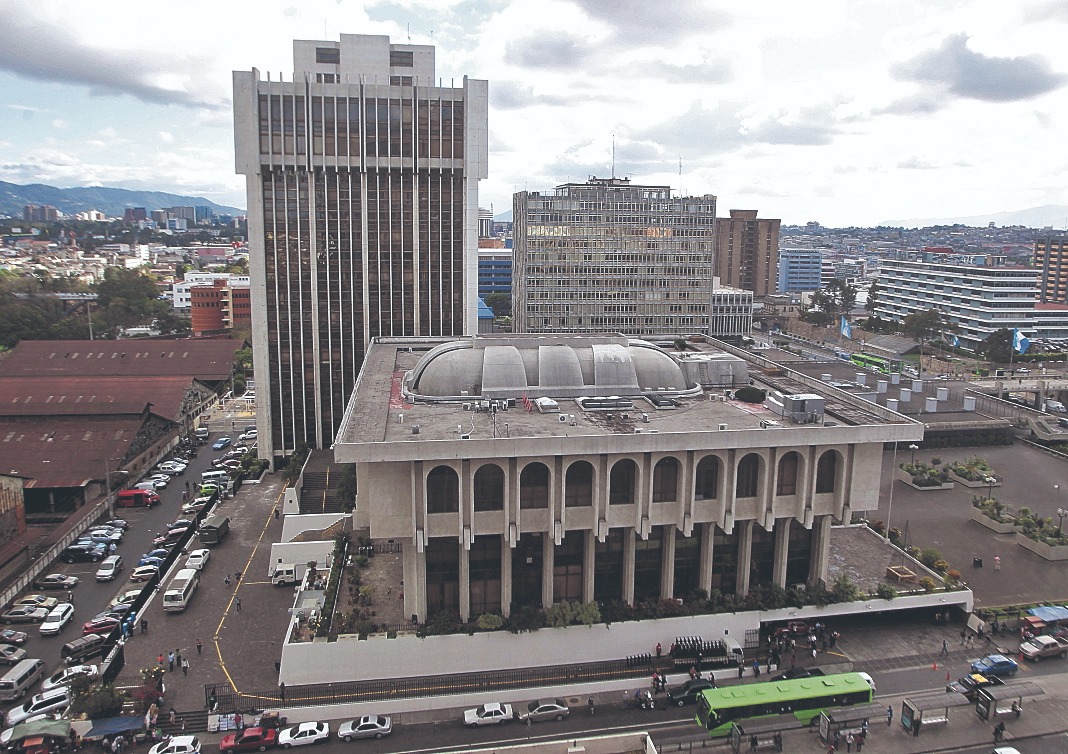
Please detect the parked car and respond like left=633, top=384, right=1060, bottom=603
left=970, top=654, right=1019, bottom=677
left=82, top=616, right=121, bottom=636
left=42, top=664, right=99, bottom=692
left=40, top=603, right=75, bottom=635
left=181, top=500, right=210, bottom=516
left=0, top=629, right=28, bottom=645
left=770, top=668, right=826, bottom=682
left=110, top=590, right=142, bottom=609
left=337, top=716, right=392, bottom=741
left=219, top=726, right=277, bottom=754
left=14, top=595, right=59, bottom=610
left=947, top=673, right=1005, bottom=701
left=213, top=438, right=232, bottom=450
left=771, top=620, right=811, bottom=638
left=158, top=461, right=187, bottom=475
left=667, top=678, right=717, bottom=706
left=463, top=703, right=513, bottom=727
left=86, top=527, right=123, bottom=543
left=517, top=699, right=569, bottom=723
left=130, top=565, right=159, bottom=582
left=61, top=543, right=106, bottom=563
left=96, top=555, right=124, bottom=582
left=149, top=736, right=202, bottom=754
left=153, top=531, right=186, bottom=548
left=5, top=688, right=72, bottom=726
left=1020, top=635, right=1068, bottom=661
left=0, top=644, right=27, bottom=664
left=3, top=606, right=49, bottom=624
left=278, top=723, right=330, bottom=748
left=33, top=573, right=79, bottom=591
left=80, top=531, right=121, bottom=547
left=104, top=519, right=129, bottom=530
left=238, top=430, right=258, bottom=442
left=143, top=549, right=170, bottom=560
left=185, top=549, right=211, bottom=571
left=75, top=537, right=116, bottom=554
left=138, top=556, right=166, bottom=569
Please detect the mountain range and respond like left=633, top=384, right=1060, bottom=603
left=0, top=180, right=245, bottom=220
left=885, top=204, right=1068, bottom=230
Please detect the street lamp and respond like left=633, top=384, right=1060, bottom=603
left=985, top=476, right=996, bottom=501
left=909, top=444, right=919, bottom=466
left=1058, top=508, right=1067, bottom=538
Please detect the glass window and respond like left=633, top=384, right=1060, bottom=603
left=736, top=454, right=760, bottom=498
left=816, top=452, right=838, bottom=494
left=652, top=457, right=679, bottom=502
left=473, top=464, right=504, bottom=512
left=564, top=461, right=593, bottom=507
left=609, top=459, right=637, bottom=505
left=520, top=463, right=550, bottom=509
left=427, top=465, right=458, bottom=513
left=777, top=452, right=799, bottom=496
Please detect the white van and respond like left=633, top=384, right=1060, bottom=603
left=163, top=568, right=200, bottom=612
left=201, top=470, right=228, bottom=485
left=1046, top=400, right=1065, bottom=413
left=0, top=659, right=45, bottom=701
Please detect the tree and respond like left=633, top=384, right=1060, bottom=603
left=981, top=328, right=1013, bottom=363
left=483, top=293, right=511, bottom=318
left=865, top=280, right=880, bottom=315
left=902, top=309, right=946, bottom=376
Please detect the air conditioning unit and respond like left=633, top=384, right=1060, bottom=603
left=719, top=423, right=729, bottom=431
left=559, top=414, right=568, bottom=423
left=462, top=403, right=473, bottom=411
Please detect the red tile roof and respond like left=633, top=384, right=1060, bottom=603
left=0, top=339, right=244, bottom=382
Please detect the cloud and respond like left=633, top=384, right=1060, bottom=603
left=1022, top=0, right=1068, bottom=22
left=0, top=8, right=227, bottom=110
left=490, top=80, right=615, bottom=110
left=641, top=59, right=731, bottom=85
left=7, top=104, right=38, bottom=113
left=505, top=31, right=592, bottom=69
left=892, top=34, right=1066, bottom=104
left=159, top=131, right=174, bottom=143
left=570, top=0, right=730, bottom=43
left=51, top=119, right=67, bottom=129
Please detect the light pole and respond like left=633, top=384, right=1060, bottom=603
left=985, top=476, right=996, bottom=502
left=909, top=444, right=919, bottom=466
left=1058, top=508, right=1067, bottom=538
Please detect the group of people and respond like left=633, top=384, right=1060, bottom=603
left=828, top=721, right=868, bottom=752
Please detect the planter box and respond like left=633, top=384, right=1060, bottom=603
left=969, top=507, right=1019, bottom=534
left=1015, top=533, right=1068, bottom=561
left=948, top=471, right=1001, bottom=489
left=895, top=469, right=954, bottom=491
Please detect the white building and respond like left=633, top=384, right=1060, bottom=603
left=172, top=273, right=251, bottom=312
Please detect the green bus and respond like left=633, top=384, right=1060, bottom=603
left=695, top=672, right=876, bottom=736
left=849, top=353, right=901, bottom=374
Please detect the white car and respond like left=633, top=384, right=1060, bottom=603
left=149, top=736, right=202, bottom=754
left=159, top=461, right=187, bottom=474
left=185, top=549, right=210, bottom=570
left=6, top=687, right=72, bottom=726
left=278, top=722, right=330, bottom=748
left=463, top=702, right=513, bottom=728
left=338, top=716, right=391, bottom=741
left=40, top=603, right=75, bottom=635
left=238, top=430, right=258, bottom=442
left=42, top=664, right=99, bottom=691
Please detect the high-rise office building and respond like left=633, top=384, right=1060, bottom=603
left=1036, top=236, right=1068, bottom=304
left=777, top=248, right=823, bottom=293
left=714, top=209, right=780, bottom=296
left=233, top=34, right=488, bottom=462
left=513, top=178, right=717, bottom=336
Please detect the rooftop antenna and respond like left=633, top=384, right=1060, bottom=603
left=407, top=22, right=411, bottom=42
left=611, top=133, right=616, bottom=179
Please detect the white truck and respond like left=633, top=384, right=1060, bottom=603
left=1020, top=634, right=1068, bottom=661
left=271, top=561, right=309, bottom=586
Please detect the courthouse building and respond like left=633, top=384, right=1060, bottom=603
left=334, top=334, right=921, bottom=624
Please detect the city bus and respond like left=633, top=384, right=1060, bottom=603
left=695, top=672, right=875, bottom=736
left=162, top=568, right=201, bottom=612
left=849, top=353, right=902, bottom=375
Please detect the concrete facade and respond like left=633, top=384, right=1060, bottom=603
left=233, top=33, right=488, bottom=462
left=714, top=209, right=781, bottom=297
left=334, top=334, right=922, bottom=625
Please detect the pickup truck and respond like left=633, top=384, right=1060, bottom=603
left=1020, top=635, right=1068, bottom=661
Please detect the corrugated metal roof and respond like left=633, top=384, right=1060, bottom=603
left=0, top=339, right=244, bottom=382
left=0, top=417, right=146, bottom=488
left=0, top=376, right=197, bottom=421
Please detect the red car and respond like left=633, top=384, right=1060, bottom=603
left=82, top=616, right=121, bottom=635
left=219, top=727, right=277, bottom=754
left=772, top=620, right=811, bottom=639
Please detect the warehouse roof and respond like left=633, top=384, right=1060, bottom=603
left=0, top=339, right=244, bottom=382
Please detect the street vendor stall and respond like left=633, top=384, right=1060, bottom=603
left=0, top=720, right=73, bottom=754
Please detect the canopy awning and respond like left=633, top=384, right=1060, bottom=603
left=85, top=717, right=146, bottom=739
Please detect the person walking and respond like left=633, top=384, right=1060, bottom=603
left=196, top=639, right=203, bottom=655
left=141, top=618, right=148, bottom=635
left=176, top=649, right=182, bottom=667
left=994, top=555, right=1001, bottom=571
left=169, top=708, right=176, bottom=726
left=157, top=653, right=164, bottom=667
left=940, top=639, right=949, bottom=656
left=181, top=658, right=189, bottom=676
left=167, top=652, right=174, bottom=672
left=67, top=590, right=74, bottom=605
left=225, top=575, right=231, bottom=588
left=655, top=642, right=662, bottom=658
left=959, top=628, right=967, bottom=645
left=587, top=697, right=595, bottom=716
left=845, top=732, right=853, bottom=752
left=236, top=596, right=242, bottom=612
left=886, top=705, right=893, bottom=726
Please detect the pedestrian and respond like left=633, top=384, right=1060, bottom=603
left=790, top=651, right=796, bottom=668
left=168, top=651, right=174, bottom=672
left=588, top=697, right=594, bottom=716
left=181, top=719, right=186, bottom=733
left=735, top=664, right=742, bottom=679
left=157, top=653, right=164, bottom=666
left=279, top=682, right=285, bottom=702
left=994, top=555, right=1001, bottom=571
left=67, top=590, right=74, bottom=605
left=176, top=649, right=182, bottom=667
left=753, top=659, right=761, bottom=677
left=960, top=628, right=967, bottom=645
left=846, top=732, right=853, bottom=752
left=181, top=658, right=189, bottom=676
left=655, top=642, right=662, bottom=658
left=141, top=618, right=148, bottom=635
left=235, top=570, right=242, bottom=582
left=1012, top=700, right=1020, bottom=717
left=810, top=645, right=817, bottom=659
left=886, top=705, right=893, bottom=726
left=940, top=639, right=949, bottom=656
left=225, top=575, right=231, bottom=588
left=855, top=732, right=864, bottom=752
left=833, top=730, right=840, bottom=749
left=196, top=638, right=203, bottom=655
left=236, top=596, right=242, bottom=612
left=275, top=508, right=280, bottom=520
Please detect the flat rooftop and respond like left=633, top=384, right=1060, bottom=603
left=337, top=337, right=919, bottom=449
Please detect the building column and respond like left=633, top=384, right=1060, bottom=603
left=500, top=534, right=512, bottom=618
left=404, top=542, right=427, bottom=624
left=772, top=519, right=790, bottom=588
left=583, top=530, right=596, bottom=603
left=735, top=520, right=753, bottom=596
left=541, top=532, right=555, bottom=607
left=660, top=526, right=677, bottom=599
left=807, top=515, right=832, bottom=589
left=698, top=523, right=714, bottom=595
left=622, top=528, right=636, bottom=605
left=459, top=544, right=471, bottom=623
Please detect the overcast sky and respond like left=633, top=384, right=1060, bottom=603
left=1, top=0, right=1067, bottom=226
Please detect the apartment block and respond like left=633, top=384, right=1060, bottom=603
left=714, top=209, right=780, bottom=296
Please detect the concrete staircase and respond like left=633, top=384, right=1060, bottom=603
left=298, top=468, right=348, bottom=514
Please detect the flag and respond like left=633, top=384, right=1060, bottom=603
left=1013, top=329, right=1030, bottom=354
left=522, top=393, right=533, bottom=412
left=840, top=316, right=852, bottom=340
left=949, top=333, right=960, bottom=348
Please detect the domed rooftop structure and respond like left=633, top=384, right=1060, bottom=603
left=404, top=334, right=706, bottom=401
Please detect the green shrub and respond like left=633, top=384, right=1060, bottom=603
left=919, top=576, right=937, bottom=593
left=918, top=547, right=943, bottom=569
left=734, top=386, right=767, bottom=403
left=477, top=613, right=504, bottom=631
left=876, top=583, right=897, bottom=600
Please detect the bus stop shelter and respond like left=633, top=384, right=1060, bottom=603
left=817, top=703, right=888, bottom=743
left=900, top=693, right=973, bottom=736
left=975, top=682, right=1045, bottom=721
left=728, top=715, right=801, bottom=752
